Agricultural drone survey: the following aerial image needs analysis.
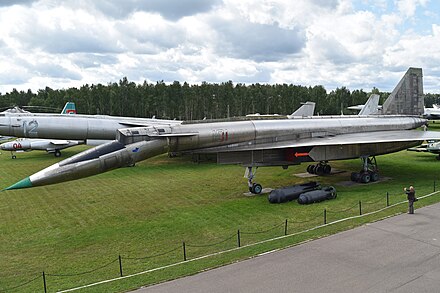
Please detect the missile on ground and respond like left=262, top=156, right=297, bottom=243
left=268, top=182, right=320, bottom=203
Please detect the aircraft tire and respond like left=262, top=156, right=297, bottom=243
left=323, top=165, right=331, bottom=174
left=351, top=172, right=360, bottom=182
left=54, top=151, right=61, bottom=157
left=315, top=164, right=324, bottom=175
left=252, top=183, right=262, bottom=194
left=370, top=172, right=379, bottom=182
left=361, top=173, right=371, bottom=183
left=11, top=155, right=16, bottom=159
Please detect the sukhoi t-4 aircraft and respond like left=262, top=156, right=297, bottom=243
left=5, top=68, right=440, bottom=193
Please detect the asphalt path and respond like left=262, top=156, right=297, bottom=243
left=133, top=202, right=440, bottom=293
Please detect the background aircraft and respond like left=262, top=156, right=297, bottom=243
left=246, top=101, right=316, bottom=118
left=423, top=105, right=440, bottom=120
left=407, top=141, right=440, bottom=159
left=6, top=68, right=440, bottom=193
left=349, top=98, right=440, bottom=120
left=0, top=102, right=81, bottom=158
left=346, top=94, right=381, bottom=116
left=0, top=102, right=182, bottom=144
left=0, top=138, right=82, bottom=158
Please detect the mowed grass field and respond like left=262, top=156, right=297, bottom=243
left=1, top=137, right=440, bottom=292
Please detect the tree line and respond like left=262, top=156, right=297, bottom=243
left=1, top=78, right=439, bottom=120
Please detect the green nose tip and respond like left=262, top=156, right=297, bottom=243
left=4, top=177, right=33, bottom=191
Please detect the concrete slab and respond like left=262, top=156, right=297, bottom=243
left=133, top=202, right=440, bottom=293
left=243, top=188, right=273, bottom=196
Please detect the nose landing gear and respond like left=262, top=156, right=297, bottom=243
left=245, top=166, right=263, bottom=194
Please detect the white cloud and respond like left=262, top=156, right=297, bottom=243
left=0, top=0, right=440, bottom=94
left=396, top=0, right=428, bottom=18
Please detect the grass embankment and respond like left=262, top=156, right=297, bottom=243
left=0, top=146, right=439, bottom=292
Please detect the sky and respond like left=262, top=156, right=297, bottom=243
left=0, top=0, right=439, bottom=94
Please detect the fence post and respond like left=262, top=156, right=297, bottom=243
left=118, top=255, right=123, bottom=277
left=42, top=271, right=47, bottom=293
left=324, top=209, right=327, bottom=224
left=183, top=242, right=187, bottom=261
left=284, top=219, right=288, bottom=235
left=359, top=200, right=362, bottom=215
left=237, top=230, right=241, bottom=247
left=386, top=192, right=389, bottom=207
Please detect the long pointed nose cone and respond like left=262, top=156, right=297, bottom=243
left=3, top=139, right=167, bottom=190
left=4, top=177, right=33, bottom=191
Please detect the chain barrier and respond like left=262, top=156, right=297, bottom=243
left=0, top=274, right=40, bottom=292
left=288, top=211, right=322, bottom=224
left=186, top=233, right=236, bottom=248
left=241, top=222, right=284, bottom=235
left=4, top=188, right=439, bottom=292
left=46, top=258, right=119, bottom=277
left=327, top=202, right=359, bottom=214
left=365, top=196, right=388, bottom=206
left=123, top=245, right=181, bottom=260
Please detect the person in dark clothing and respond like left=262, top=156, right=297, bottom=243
left=404, top=186, right=416, bottom=214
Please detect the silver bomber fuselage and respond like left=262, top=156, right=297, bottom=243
left=120, top=115, right=425, bottom=153
left=10, top=115, right=426, bottom=189
left=0, top=113, right=181, bottom=140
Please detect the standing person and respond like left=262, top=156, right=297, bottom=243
left=404, top=186, right=416, bottom=214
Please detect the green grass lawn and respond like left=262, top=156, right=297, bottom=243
left=1, top=146, right=440, bottom=292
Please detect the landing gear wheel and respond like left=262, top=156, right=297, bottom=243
left=370, top=172, right=379, bottom=182
left=361, top=173, right=371, bottom=183
left=437, top=155, right=440, bottom=161
left=351, top=172, right=360, bottom=181
left=352, top=156, right=379, bottom=183
left=307, top=162, right=331, bottom=175
left=315, top=164, right=324, bottom=175
left=245, top=166, right=262, bottom=194
left=11, top=155, right=16, bottom=159
left=54, top=150, right=61, bottom=157
left=251, top=183, right=263, bottom=194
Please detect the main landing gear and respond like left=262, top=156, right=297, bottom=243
left=306, top=161, right=332, bottom=175
left=350, top=156, right=379, bottom=183
left=54, top=150, right=61, bottom=157
left=10, top=151, right=16, bottom=159
left=245, top=166, right=263, bottom=194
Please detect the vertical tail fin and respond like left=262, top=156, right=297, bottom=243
left=381, top=68, right=424, bottom=115
left=358, top=94, right=380, bottom=115
left=288, top=101, right=315, bottom=118
left=61, top=102, right=77, bottom=114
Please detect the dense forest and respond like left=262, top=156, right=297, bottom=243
left=1, top=78, right=439, bottom=120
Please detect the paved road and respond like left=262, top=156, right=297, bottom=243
left=133, top=203, right=440, bottom=293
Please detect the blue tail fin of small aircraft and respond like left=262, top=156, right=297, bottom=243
left=61, top=102, right=77, bottom=114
